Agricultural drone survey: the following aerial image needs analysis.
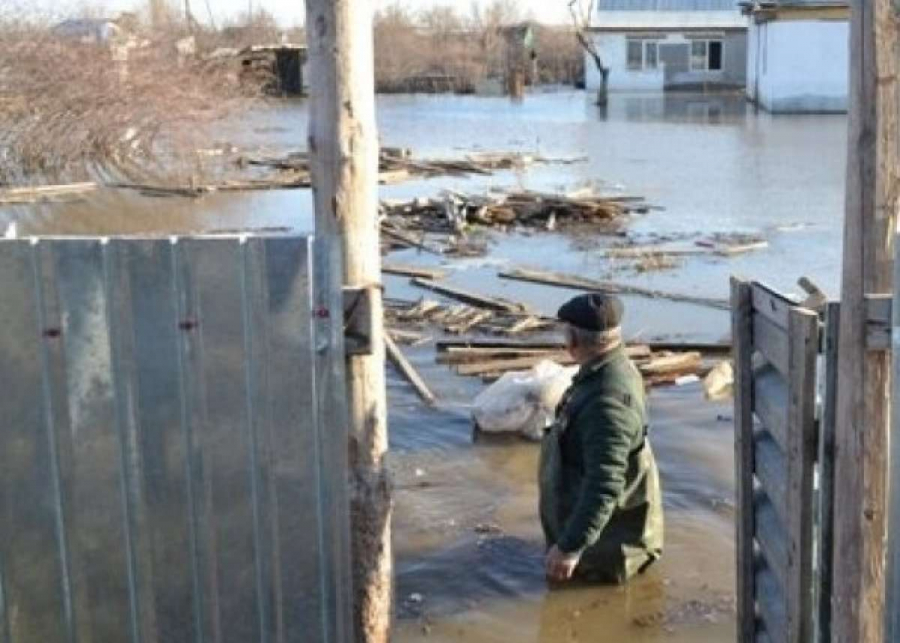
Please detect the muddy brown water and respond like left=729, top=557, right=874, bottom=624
left=1, top=91, right=847, bottom=640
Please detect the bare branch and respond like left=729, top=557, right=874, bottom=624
left=568, top=0, right=607, bottom=73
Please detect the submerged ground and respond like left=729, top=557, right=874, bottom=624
left=1, top=90, right=847, bottom=641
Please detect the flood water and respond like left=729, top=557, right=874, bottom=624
left=1, top=90, right=848, bottom=641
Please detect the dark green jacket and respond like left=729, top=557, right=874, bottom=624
left=539, top=345, right=664, bottom=583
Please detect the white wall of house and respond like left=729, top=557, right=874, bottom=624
left=747, top=18, right=848, bottom=113
left=586, top=33, right=665, bottom=92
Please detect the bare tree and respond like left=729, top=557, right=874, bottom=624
left=568, top=0, right=608, bottom=104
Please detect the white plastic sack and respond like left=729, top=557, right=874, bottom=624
left=472, top=360, right=578, bottom=441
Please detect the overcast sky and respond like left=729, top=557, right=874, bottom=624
left=39, top=0, right=573, bottom=27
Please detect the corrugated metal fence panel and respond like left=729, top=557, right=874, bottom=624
left=0, top=236, right=350, bottom=643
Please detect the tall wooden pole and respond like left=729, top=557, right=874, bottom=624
left=305, top=1, right=391, bottom=642
left=832, top=1, right=899, bottom=640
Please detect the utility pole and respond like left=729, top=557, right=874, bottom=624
left=304, top=1, right=391, bottom=642
left=832, top=1, right=899, bottom=641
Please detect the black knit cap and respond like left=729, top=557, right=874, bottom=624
left=557, top=292, right=624, bottom=332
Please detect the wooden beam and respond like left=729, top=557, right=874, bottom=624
left=732, top=278, right=756, bottom=643
left=411, top=278, right=529, bottom=313
left=305, top=0, right=389, bottom=640
left=381, top=263, right=446, bottom=280
left=499, top=267, right=730, bottom=310
left=384, top=333, right=436, bottom=405
left=832, top=0, right=899, bottom=640
left=785, top=306, right=818, bottom=642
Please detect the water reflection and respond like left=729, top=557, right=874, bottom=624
left=594, top=93, right=749, bottom=125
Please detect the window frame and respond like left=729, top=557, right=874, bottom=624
left=690, top=38, right=724, bottom=72
left=626, top=39, right=644, bottom=71
left=625, top=38, right=661, bottom=72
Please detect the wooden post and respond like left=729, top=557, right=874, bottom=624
left=731, top=278, right=755, bottom=643
left=887, top=234, right=900, bottom=641
left=304, top=2, right=391, bottom=642
left=832, top=1, right=899, bottom=641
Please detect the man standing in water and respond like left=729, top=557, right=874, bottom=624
left=539, top=293, right=664, bottom=584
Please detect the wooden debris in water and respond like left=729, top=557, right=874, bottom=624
left=0, top=182, right=97, bottom=204
left=382, top=263, right=447, bottom=280
left=436, top=341, right=713, bottom=388
left=385, top=333, right=437, bottom=405
left=498, top=267, right=730, bottom=310
left=380, top=188, right=654, bottom=235
left=410, top=278, right=530, bottom=314
left=386, top=297, right=551, bottom=337
left=242, top=148, right=576, bottom=188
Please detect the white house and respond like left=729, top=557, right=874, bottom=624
left=742, top=1, right=849, bottom=113
left=585, top=0, right=748, bottom=93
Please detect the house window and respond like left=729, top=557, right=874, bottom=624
left=645, top=41, right=658, bottom=70
left=691, top=39, right=724, bottom=72
left=627, top=40, right=643, bottom=71
left=708, top=41, right=723, bottom=71
left=626, top=39, right=660, bottom=71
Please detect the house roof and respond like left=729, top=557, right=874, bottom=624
left=599, top=0, right=739, bottom=9
left=738, top=0, right=848, bottom=17
left=592, top=10, right=748, bottom=31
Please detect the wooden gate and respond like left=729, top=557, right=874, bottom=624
left=731, top=279, right=822, bottom=643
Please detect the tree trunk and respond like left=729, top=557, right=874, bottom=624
left=304, top=1, right=392, bottom=642
left=596, top=67, right=609, bottom=106
left=832, top=1, right=899, bottom=641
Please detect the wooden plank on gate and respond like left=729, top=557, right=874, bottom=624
left=732, top=278, right=756, bottom=643
left=785, top=306, right=819, bottom=643
left=755, top=492, right=789, bottom=592
left=751, top=282, right=794, bottom=331
left=756, top=563, right=789, bottom=643
left=817, top=302, right=839, bottom=643
left=753, top=312, right=790, bottom=378
left=755, top=433, right=789, bottom=528
left=753, top=365, right=789, bottom=454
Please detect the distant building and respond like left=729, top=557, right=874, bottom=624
left=53, top=19, right=124, bottom=45
left=741, top=1, right=849, bottom=113
left=585, top=0, right=748, bottom=93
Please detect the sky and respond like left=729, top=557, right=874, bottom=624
left=41, top=0, right=573, bottom=27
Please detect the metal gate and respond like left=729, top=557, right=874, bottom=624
left=731, top=279, right=824, bottom=643
left=0, top=235, right=351, bottom=643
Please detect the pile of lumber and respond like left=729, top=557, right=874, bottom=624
left=435, top=339, right=717, bottom=385
left=241, top=148, right=573, bottom=188
left=386, top=297, right=554, bottom=337
left=381, top=188, right=654, bottom=235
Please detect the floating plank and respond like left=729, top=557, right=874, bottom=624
left=382, top=263, right=447, bottom=280
left=0, top=181, right=97, bottom=204
left=411, top=278, right=528, bottom=313
left=639, top=351, right=702, bottom=376
left=753, top=312, right=790, bottom=378
left=755, top=433, right=789, bottom=529
left=380, top=226, right=444, bottom=255
left=455, top=352, right=572, bottom=377
left=385, top=333, right=437, bottom=405
left=753, top=366, right=789, bottom=453
left=499, top=267, right=729, bottom=310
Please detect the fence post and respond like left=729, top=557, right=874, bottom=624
left=886, top=233, right=900, bottom=641
left=304, top=2, right=391, bottom=642
left=731, top=277, right=755, bottom=643
left=832, top=0, right=899, bottom=640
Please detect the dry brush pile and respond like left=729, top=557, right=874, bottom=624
left=0, top=15, right=261, bottom=184
left=374, top=1, right=583, bottom=94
